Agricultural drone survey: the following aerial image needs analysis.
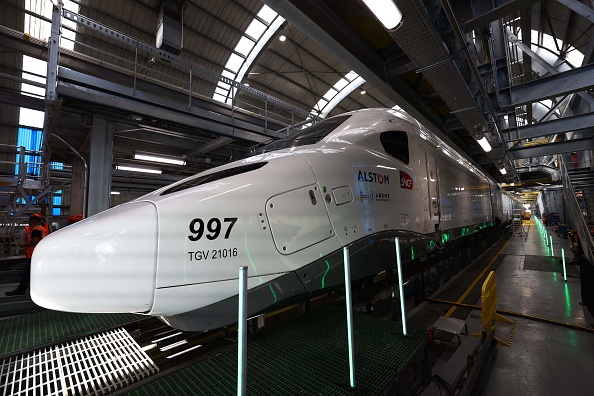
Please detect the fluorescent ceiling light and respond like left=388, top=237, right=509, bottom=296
left=499, top=167, right=507, bottom=175
left=362, top=0, right=403, bottom=30
left=475, top=136, right=492, bottom=152
left=116, top=164, right=162, bottom=174
left=134, top=151, right=186, bottom=165
left=110, top=191, right=120, bottom=195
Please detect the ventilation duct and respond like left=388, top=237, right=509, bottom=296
left=156, top=0, right=182, bottom=55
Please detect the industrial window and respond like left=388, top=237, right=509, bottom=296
left=380, top=131, right=409, bottom=165
left=15, top=127, right=43, bottom=176
left=16, top=128, right=64, bottom=215
left=53, top=190, right=62, bottom=216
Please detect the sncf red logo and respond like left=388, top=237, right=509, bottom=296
left=400, top=171, right=413, bottom=190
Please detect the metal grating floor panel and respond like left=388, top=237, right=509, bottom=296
left=0, top=311, right=145, bottom=356
left=128, top=306, right=427, bottom=395
left=0, top=328, right=158, bottom=395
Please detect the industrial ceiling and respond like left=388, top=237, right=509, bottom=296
left=1, top=0, right=593, bottom=200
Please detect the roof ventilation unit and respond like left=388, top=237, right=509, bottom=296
left=156, top=0, right=182, bottom=55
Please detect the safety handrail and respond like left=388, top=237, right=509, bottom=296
left=559, top=154, right=594, bottom=262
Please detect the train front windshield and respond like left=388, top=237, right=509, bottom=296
left=249, top=115, right=351, bottom=156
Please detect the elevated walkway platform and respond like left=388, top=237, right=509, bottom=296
left=0, top=310, right=145, bottom=357
left=126, top=305, right=428, bottom=396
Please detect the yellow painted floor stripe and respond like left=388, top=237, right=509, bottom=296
left=507, top=319, right=517, bottom=346
left=444, top=236, right=511, bottom=317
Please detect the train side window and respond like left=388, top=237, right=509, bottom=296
left=380, top=131, right=409, bottom=164
left=160, top=162, right=267, bottom=195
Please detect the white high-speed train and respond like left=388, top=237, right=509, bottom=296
left=31, top=108, right=513, bottom=331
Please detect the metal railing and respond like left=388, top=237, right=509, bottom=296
left=560, top=153, right=594, bottom=262
left=59, top=8, right=322, bottom=133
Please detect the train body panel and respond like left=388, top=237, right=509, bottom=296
left=150, top=273, right=285, bottom=317
left=31, top=202, right=158, bottom=313
left=140, top=153, right=340, bottom=289
left=31, top=108, right=509, bottom=331
left=434, top=148, right=492, bottom=231
left=300, top=109, right=432, bottom=247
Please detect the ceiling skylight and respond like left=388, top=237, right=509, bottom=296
left=312, top=71, right=365, bottom=118
left=214, top=5, right=285, bottom=104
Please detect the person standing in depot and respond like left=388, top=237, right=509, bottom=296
left=67, top=214, right=83, bottom=225
left=32, top=213, right=52, bottom=236
left=5, top=215, right=45, bottom=296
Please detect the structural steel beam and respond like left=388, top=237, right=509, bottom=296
left=556, top=0, right=594, bottom=23
left=509, top=137, right=594, bottom=159
left=504, top=113, right=594, bottom=141
left=506, top=29, right=594, bottom=105
left=0, top=91, right=45, bottom=111
left=497, top=62, right=594, bottom=110
left=57, top=82, right=271, bottom=143
left=454, top=0, right=540, bottom=32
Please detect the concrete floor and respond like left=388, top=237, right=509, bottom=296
left=481, top=221, right=594, bottom=396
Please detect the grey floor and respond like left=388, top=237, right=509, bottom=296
left=481, top=222, right=594, bottom=396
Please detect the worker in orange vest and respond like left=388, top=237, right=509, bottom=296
left=32, top=213, right=52, bottom=236
left=67, top=214, right=83, bottom=225
left=5, top=215, right=45, bottom=296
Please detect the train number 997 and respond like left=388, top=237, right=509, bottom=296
left=188, top=217, right=238, bottom=241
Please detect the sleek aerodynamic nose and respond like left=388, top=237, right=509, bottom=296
left=31, top=202, right=158, bottom=314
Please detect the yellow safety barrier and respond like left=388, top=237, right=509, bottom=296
left=472, top=271, right=512, bottom=346
left=522, top=220, right=535, bottom=226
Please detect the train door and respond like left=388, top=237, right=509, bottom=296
left=425, top=146, right=440, bottom=228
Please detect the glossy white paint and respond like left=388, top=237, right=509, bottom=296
left=150, top=274, right=282, bottom=316
left=31, top=201, right=158, bottom=313
left=31, top=108, right=503, bottom=320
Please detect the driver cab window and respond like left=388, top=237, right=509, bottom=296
left=380, top=131, right=409, bottom=164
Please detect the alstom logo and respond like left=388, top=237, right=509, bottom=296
left=400, top=171, right=413, bottom=190
left=357, top=171, right=389, bottom=184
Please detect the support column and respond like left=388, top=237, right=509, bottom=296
left=70, top=158, right=86, bottom=216
left=87, top=117, right=113, bottom=216
left=41, top=2, right=61, bottom=185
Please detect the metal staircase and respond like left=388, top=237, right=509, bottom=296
left=561, top=153, right=594, bottom=262
left=0, top=144, right=54, bottom=256
left=566, top=167, right=594, bottom=233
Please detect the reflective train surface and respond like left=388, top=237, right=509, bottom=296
left=31, top=108, right=513, bottom=331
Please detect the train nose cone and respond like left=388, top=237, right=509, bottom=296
left=31, top=202, right=158, bottom=314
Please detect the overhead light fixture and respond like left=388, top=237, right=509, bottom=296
left=475, top=136, right=492, bottom=152
left=110, top=191, right=120, bottom=195
left=134, top=151, right=186, bottom=165
left=116, top=164, right=162, bottom=174
left=360, top=90, right=366, bottom=95
left=499, top=167, right=507, bottom=175
left=279, top=34, right=286, bottom=42
left=361, top=0, right=404, bottom=30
